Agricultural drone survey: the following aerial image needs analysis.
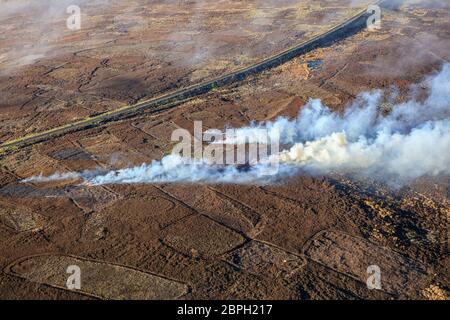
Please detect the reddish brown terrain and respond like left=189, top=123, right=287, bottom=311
left=0, top=0, right=449, bottom=300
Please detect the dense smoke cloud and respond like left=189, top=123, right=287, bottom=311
left=24, top=64, right=450, bottom=186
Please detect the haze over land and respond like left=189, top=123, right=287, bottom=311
left=0, top=0, right=449, bottom=300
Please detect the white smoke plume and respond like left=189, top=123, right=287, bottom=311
left=22, top=170, right=101, bottom=183
left=24, top=64, right=450, bottom=185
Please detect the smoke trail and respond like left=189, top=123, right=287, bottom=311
left=24, top=64, right=450, bottom=185
left=228, top=64, right=450, bottom=144
left=22, top=169, right=102, bottom=183
left=88, top=155, right=295, bottom=185
left=274, top=120, right=450, bottom=179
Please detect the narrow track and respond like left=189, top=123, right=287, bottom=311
left=0, top=4, right=379, bottom=156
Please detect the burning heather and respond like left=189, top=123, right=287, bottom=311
left=24, top=64, right=450, bottom=185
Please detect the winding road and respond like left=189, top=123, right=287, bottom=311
left=0, top=3, right=380, bottom=156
